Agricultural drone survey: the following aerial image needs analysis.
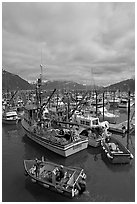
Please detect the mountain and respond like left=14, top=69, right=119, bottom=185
left=104, top=78, right=135, bottom=92
left=40, top=80, right=101, bottom=91
left=2, top=69, right=135, bottom=93
left=2, top=69, right=100, bottom=91
left=42, top=80, right=86, bottom=90
left=2, top=69, right=32, bottom=91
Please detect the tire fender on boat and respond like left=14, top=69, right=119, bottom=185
left=130, top=153, right=134, bottom=159
left=107, top=152, right=113, bottom=159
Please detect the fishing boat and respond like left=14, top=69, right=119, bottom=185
left=21, top=66, right=88, bottom=157
left=22, top=113, right=88, bottom=157
left=108, top=98, right=120, bottom=108
left=2, top=90, right=19, bottom=125
left=24, top=158, right=87, bottom=198
left=98, top=107, right=119, bottom=119
left=101, top=136, right=133, bottom=164
left=2, top=109, right=18, bottom=125
left=98, top=107, right=119, bottom=124
left=71, top=111, right=111, bottom=147
left=118, top=98, right=134, bottom=108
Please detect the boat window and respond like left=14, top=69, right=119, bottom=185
left=86, top=121, right=90, bottom=126
left=29, top=110, right=33, bottom=118
left=92, top=119, right=99, bottom=125
left=80, top=120, right=85, bottom=125
left=6, top=115, right=14, bottom=118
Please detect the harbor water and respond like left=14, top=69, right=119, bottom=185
left=2, top=108, right=135, bottom=202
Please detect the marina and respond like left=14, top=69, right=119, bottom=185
left=2, top=74, right=135, bottom=202
left=2, top=118, right=135, bottom=202
left=2, top=2, right=135, bottom=202
left=2, top=72, right=135, bottom=202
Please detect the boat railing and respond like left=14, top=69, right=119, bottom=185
left=72, top=169, right=83, bottom=187
left=67, top=171, right=76, bottom=187
left=111, top=152, right=130, bottom=156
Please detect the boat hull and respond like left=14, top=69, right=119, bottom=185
left=109, top=122, right=134, bottom=135
left=101, top=137, right=133, bottom=164
left=88, top=138, right=101, bottom=147
left=109, top=101, right=119, bottom=108
left=25, top=168, right=74, bottom=197
left=21, top=120, right=88, bottom=157
left=24, top=159, right=86, bottom=198
left=2, top=118, right=18, bottom=125
left=107, top=154, right=131, bottom=164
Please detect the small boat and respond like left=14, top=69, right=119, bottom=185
left=101, top=136, right=134, bottom=164
left=109, top=120, right=134, bottom=135
left=2, top=110, right=18, bottom=125
left=98, top=107, right=119, bottom=119
left=118, top=98, right=134, bottom=108
left=24, top=158, right=87, bottom=198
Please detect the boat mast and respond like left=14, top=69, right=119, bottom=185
left=35, top=62, right=43, bottom=123
left=127, top=90, right=130, bottom=149
left=103, top=92, right=104, bottom=121
left=96, top=90, right=98, bottom=117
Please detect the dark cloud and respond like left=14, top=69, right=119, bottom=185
left=2, top=2, right=135, bottom=86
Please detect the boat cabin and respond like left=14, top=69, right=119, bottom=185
left=24, top=104, right=38, bottom=125
left=74, top=114, right=100, bottom=128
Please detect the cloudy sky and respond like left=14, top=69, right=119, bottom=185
left=2, top=2, right=135, bottom=86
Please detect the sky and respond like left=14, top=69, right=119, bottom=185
left=2, top=2, right=135, bottom=86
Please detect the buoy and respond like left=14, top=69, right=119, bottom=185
left=107, top=152, right=113, bottom=159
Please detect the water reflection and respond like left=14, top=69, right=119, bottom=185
left=3, top=124, right=18, bottom=133
left=3, top=120, right=135, bottom=202
left=24, top=177, right=69, bottom=202
left=87, top=146, right=102, bottom=162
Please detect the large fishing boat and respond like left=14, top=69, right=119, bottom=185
left=24, top=158, right=87, bottom=198
left=21, top=66, right=88, bottom=157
